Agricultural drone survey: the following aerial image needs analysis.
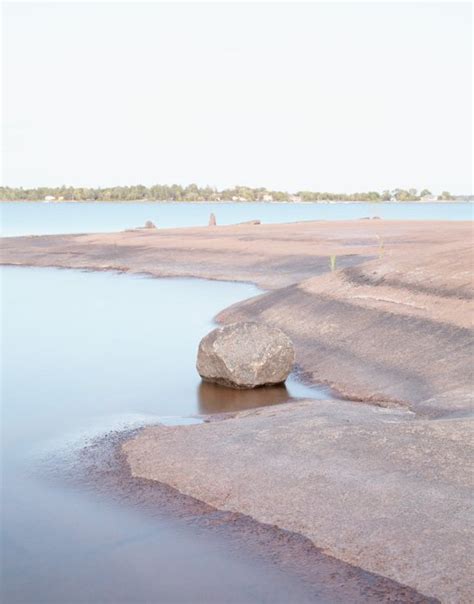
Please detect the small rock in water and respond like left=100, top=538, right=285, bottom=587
left=144, top=220, right=157, bottom=229
left=196, top=322, right=295, bottom=389
left=208, top=213, right=217, bottom=226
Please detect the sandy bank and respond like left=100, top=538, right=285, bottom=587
left=2, top=219, right=473, bottom=601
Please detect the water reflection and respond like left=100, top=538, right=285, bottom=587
left=198, top=381, right=295, bottom=414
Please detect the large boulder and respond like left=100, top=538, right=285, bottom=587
left=196, top=322, right=295, bottom=389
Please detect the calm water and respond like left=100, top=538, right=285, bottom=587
left=1, top=266, right=327, bottom=603
left=1, top=201, right=472, bottom=236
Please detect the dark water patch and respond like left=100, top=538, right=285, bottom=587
left=198, top=382, right=296, bottom=414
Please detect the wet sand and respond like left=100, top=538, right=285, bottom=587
left=2, top=219, right=473, bottom=602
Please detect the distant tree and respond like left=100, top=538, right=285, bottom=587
left=366, top=191, right=381, bottom=201
left=438, top=191, right=454, bottom=201
left=297, top=191, right=317, bottom=201
left=392, top=189, right=418, bottom=202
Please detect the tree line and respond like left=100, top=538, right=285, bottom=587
left=0, top=185, right=455, bottom=202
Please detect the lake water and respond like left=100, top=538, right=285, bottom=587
left=1, top=266, right=331, bottom=603
left=2, top=267, right=321, bottom=452
left=1, top=200, right=472, bottom=236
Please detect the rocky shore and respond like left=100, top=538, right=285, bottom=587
left=2, top=219, right=473, bottom=602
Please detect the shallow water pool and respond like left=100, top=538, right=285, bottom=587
left=1, top=266, right=332, bottom=603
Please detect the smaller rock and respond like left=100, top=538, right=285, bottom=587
left=209, top=213, right=217, bottom=226
left=144, top=220, right=157, bottom=229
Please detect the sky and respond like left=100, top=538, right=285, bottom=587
left=2, top=1, right=472, bottom=194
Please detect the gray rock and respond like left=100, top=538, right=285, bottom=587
left=197, top=322, right=294, bottom=389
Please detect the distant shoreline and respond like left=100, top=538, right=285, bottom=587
left=1, top=199, right=472, bottom=204
left=1, top=184, right=470, bottom=204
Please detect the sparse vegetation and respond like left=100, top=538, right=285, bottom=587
left=376, top=234, right=385, bottom=257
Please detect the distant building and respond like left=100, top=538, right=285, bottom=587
left=44, top=195, right=55, bottom=202
left=262, top=193, right=273, bottom=202
left=421, top=194, right=437, bottom=202
left=289, top=195, right=301, bottom=203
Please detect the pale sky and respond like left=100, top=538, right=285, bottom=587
left=2, top=2, right=472, bottom=194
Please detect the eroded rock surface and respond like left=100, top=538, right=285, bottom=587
left=124, top=400, right=473, bottom=603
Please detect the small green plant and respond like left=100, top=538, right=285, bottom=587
left=329, top=254, right=337, bottom=272
left=375, top=234, right=385, bottom=257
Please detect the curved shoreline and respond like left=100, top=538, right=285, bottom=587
left=2, top=219, right=473, bottom=601
left=2, top=219, right=471, bottom=410
left=60, top=425, right=437, bottom=603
